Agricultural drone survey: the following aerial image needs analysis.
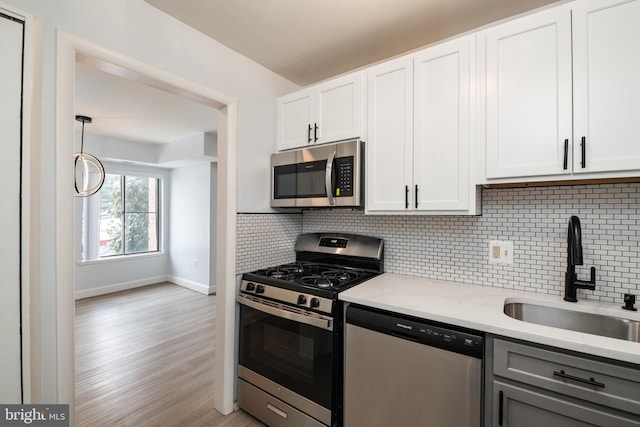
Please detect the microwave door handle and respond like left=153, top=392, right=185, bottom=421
left=325, top=150, right=336, bottom=205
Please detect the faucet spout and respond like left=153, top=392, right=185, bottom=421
left=564, top=215, right=596, bottom=302
left=568, top=215, right=583, bottom=266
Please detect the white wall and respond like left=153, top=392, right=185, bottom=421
left=169, top=163, right=216, bottom=294
left=4, top=0, right=298, bottom=405
left=0, top=9, right=24, bottom=403
left=74, top=161, right=171, bottom=299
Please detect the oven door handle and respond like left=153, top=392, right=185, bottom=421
left=236, top=294, right=333, bottom=331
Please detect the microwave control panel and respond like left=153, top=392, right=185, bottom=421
left=335, top=156, right=354, bottom=197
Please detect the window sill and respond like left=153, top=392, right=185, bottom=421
left=78, top=251, right=166, bottom=266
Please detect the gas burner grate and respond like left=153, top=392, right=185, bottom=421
left=300, top=275, right=341, bottom=288
left=322, top=269, right=361, bottom=282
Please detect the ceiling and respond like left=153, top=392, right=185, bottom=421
left=144, top=0, right=560, bottom=86
left=75, top=0, right=561, bottom=147
left=75, top=57, right=218, bottom=145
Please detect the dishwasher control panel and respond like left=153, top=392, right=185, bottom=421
left=346, top=304, right=484, bottom=358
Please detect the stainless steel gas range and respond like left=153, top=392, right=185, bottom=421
left=236, top=233, right=384, bottom=427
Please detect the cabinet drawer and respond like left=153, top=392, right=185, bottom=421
left=493, top=338, right=640, bottom=416
left=493, top=380, right=640, bottom=427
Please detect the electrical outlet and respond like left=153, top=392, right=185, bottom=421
left=489, top=241, right=513, bottom=264
left=193, top=258, right=199, bottom=267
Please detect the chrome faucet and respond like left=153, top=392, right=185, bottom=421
left=564, top=215, right=596, bottom=302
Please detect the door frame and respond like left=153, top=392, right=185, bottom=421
left=55, top=31, right=238, bottom=417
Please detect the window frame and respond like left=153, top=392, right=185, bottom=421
left=81, top=162, right=166, bottom=263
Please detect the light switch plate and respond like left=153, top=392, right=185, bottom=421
left=489, top=241, right=514, bottom=264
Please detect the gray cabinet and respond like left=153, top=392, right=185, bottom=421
left=493, top=380, right=640, bottom=427
left=490, top=338, right=640, bottom=426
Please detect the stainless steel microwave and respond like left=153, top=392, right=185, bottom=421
left=271, top=139, right=364, bottom=208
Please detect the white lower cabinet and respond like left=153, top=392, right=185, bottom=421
left=366, top=35, right=479, bottom=215
left=490, top=338, right=640, bottom=427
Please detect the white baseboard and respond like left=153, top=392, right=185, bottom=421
left=168, top=275, right=214, bottom=295
left=74, top=275, right=169, bottom=300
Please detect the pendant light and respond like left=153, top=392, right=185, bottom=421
left=74, top=115, right=105, bottom=197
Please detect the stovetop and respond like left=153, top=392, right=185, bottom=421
left=239, top=233, right=384, bottom=312
left=240, top=261, right=379, bottom=314
left=250, top=261, right=377, bottom=291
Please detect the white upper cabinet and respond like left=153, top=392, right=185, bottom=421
left=366, top=57, right=414, bottom=212
left=572, top=0, right=640, bottom=174
left=276, top=73, right=363, bottom=151
left=277, top=90, right=314, bottom=150
left=366, top=35, right=479, bottom=215
left=482, top=5, right=573, bottom=179
left=481, top=0, right=640, bottom=182
left=413, top=36, right=473, bottom=211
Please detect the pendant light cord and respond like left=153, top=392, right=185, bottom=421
left=80, top=119, right=85, bottom=154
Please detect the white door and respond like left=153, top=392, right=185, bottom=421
left=0, top=11, right=24, bottom=403
left=315, top=73, right=362, bottom=144
left=276, top=89, right=314, bottom=150
left=483, top=5, right=573, bottom=179
left=413, top=35, right=472, bottom=211
left=573, top=0, right=640, bottom=173
left=366, top=57, right=414, bottom=212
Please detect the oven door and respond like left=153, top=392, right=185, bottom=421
left=237, top=294, right=334, bottom=414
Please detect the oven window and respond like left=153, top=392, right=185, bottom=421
left=238, top=303, right=333, bottom=409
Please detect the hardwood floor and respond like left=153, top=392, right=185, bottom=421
left=75, top=282, right=264, bottom=427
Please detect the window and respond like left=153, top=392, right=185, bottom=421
left=82, top=169, right=162, bottom=261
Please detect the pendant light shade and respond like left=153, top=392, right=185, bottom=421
left=74, top=115, right=105, bottom=197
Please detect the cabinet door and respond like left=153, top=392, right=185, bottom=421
left=315, top=73, right=363, bottom=144
left=276, top=89, right=314, bottom=150
left=414, top=35, right=472, bottom=211
left=483, top=5, right=573, bottom=179
left=0, top=12, right=23, bottom=403
left=366, top=57, right=413, bottom=212
left=573, top=0, right=640, bottom=173
left=493, top=381, right=640, bottom=427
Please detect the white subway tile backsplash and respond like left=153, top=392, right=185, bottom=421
left=235, top=183, right=640, bottom=304
left=236, top=213, right=302, bottom=273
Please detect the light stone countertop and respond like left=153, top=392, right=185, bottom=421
left=339, top=273, right=640, bottom=365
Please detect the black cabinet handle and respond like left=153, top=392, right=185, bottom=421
left=581, top=136, right=586, bottom=168
left=553, top=370, right=605, bottom=388
left=314, top=123, right=318, bottom=142
left=563, top=139, right=569, bottom=170
left=415, top=185, right=419, bottom=209
left=405, top=185, right=409, bottom=209
left=307, top=124, right=312, bottom=143
left=498, top=390, right=504, bottom=426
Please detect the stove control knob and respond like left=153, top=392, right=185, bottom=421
left=255, top=284, right=265, bottom=294
left=297, top=295, right=307, bottom=305
left=245, top=282, right=256, bottom=292
left=310, top=298, right=320, bottom=308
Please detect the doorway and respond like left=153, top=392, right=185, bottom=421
left=56, top=33, right=237, bottom=419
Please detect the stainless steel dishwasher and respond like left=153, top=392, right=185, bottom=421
left=344, top=304, right=484, bottom=427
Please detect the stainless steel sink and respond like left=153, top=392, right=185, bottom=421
left=504, top=301, right=640, bottom=343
